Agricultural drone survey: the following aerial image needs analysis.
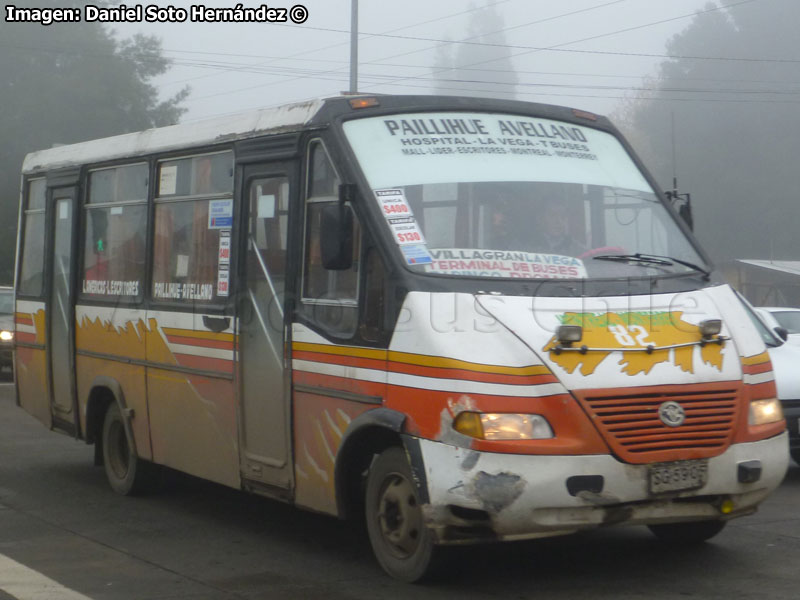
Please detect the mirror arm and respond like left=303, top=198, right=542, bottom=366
left=339, top=183, right=356, bottom=206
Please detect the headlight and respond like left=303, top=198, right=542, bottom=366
left=0, top=330, right=13, bottom=342
left=453, top=412, right=554, bottom=440
left=749, top=398, right=783, bottom=425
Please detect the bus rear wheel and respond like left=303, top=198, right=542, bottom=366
left=365, top=446, right=439, bottom=582
left=102, top=403, right=158, bottom=495
left=647, top=519, right=726, bottom=544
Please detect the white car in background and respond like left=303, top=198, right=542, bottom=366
left=0, top=286, right=13, bottom=378
left=756, top=307, right=800, bottom=346
left=745, top=303, right=800, bottom=464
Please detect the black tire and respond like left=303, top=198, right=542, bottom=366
left=102, top=403, right=158, bottom=495
left=790, top=448, right=800, bottom=466
left=647, top=520, right=726, bottom=544
left=365, top=446, right=439, bottom=582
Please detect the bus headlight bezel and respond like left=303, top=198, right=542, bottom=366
left=453, top=412, right=554, bottom=440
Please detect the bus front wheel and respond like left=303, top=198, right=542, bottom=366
left=365, top=446, right=440, bottom=582
left=102, top=403, right=157, bottom=495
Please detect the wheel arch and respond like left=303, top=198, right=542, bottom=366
left=85, top=376, right=134, bottom=464
left=334, top=407, right=408, bottom=520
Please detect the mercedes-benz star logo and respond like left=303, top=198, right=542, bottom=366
left=658, top=401, right=686, bottom=427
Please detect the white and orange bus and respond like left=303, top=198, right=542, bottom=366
left=14, top=95, right=788, bottom=581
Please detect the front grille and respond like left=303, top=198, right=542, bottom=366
left=574, top=384, right=740, bottom=464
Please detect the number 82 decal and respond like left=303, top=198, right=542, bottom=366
left=609, top=324, right=653, bottom=347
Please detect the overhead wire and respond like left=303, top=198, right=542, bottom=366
left=367, top=0, right=634, bottom=90
left=330, top=0, right=760, bottom=93
left=9, top=37, right=800, bottom=91
left=158, top=0, right=515, bottom=88
left=5, top=0, right=796, bottom=119
left=179, top=0, right=796, bottom=106
left=481, top=0, right=761, bottom=83
left=185, top=0, right=631, bottom=102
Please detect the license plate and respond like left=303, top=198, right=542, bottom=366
left=648, top=460, right=708, bottom=494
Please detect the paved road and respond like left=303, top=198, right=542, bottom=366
left=1, top=383, right=799, bottom=599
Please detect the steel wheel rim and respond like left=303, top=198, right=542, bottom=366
left=376, top=471, right=422, bottom=559
left=107, top=420, right=130, bottom=480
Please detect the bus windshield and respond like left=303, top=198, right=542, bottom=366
left=343, top=112, right=707, bottom=280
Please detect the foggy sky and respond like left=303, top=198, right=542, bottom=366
left=111, top=0, right=714, bottom=123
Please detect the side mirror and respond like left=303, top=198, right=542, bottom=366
left=775, top=326, right=789, bottom=342
left=320, top=199, right=354, bottom=270
left=666, top=189, right=693, bottom=231
left=677, top=201, right=693, bottom=231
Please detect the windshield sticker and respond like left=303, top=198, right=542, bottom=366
left=218, top=230, right=231, bottom=266
left=425, top=249, right=587, bottom=279
left=375, top=188, right=413, bottom=218
left=374, top=188, right=429, bottom=248
left=217, top=265, right=230, bottom=297
left=389, top=218, right=425, bottom=246
left=400, top=244, right=433, bottom=265
left=543, top=311, right=725, bottom=376
left=208, top=199, right=233, bottom=229
left=159, top=165, right=177, bottom=195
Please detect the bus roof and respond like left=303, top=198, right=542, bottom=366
left=21, top=97, right=325, bottom=175
left=21, top=94, right=613, bottom=176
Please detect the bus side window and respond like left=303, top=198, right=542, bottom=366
left=18, top=179, right=47, bottom=297
left=301, top=141, right=361, bottom=336
left=81, top=164, right=148, bottom=301
left=247, top=176, right=289, bottom=331
left=152, top=152, right=234, bottom=306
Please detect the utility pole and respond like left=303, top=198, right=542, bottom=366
left=349, top=0, right=358, bottom=93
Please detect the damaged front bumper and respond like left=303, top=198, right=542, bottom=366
left=409, top=432, right=789, bottom=544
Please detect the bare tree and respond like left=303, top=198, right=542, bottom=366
left=622, top=0, right=800, bottom=264
left=431, top=1, right=518, bottom=99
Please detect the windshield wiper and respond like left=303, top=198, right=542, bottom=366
left=591, top=253, right=710, bottom=279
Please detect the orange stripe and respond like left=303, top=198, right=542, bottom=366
left=743, top=361, right=772, bottom=375
left=293, top=350, right=387, bottom=372
left=15, top=332, right=37, bottom=344
left=387, top=360, right=559, bottom=386
left=292, top=371, right=569, bottom=406
left=14, top=314, right=33, bottom=326
left=388, top=350, right=552, bottom=376
left=162, top=327, right=234, bottom=343
left=166, top=334, right=234, bottom=351
left=173, top=353, right=234, bottom=374
left=294, top=349, right=559, bottom=386
left=745, top=379, right=776, bottom=392
left=292, top=370, right=386, bottom=399
left=293, top=369, right=568, bottom=401
left=292, top=341, right=386, bottom=361
left=292, top=341, right=552, bottom=377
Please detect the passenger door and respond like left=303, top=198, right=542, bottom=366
left=238, top=162, right=296, bottom=489
left=47, top=186, right=78, bottom=432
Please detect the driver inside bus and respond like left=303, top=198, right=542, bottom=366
left=489, top=196, right=586, bottom=256
left=538, top=197, right=586, bottom=257
left=489, top=197, right=529, bottom=251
